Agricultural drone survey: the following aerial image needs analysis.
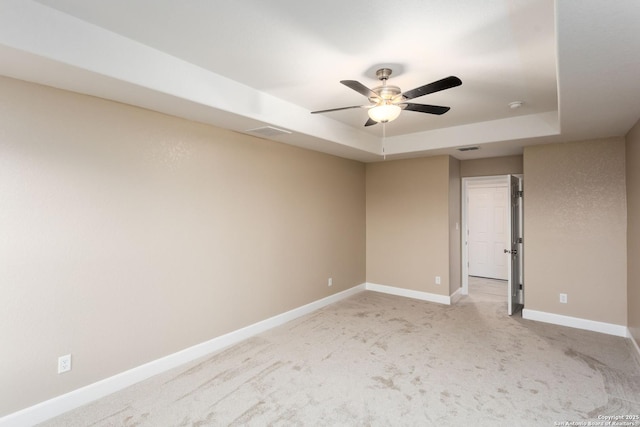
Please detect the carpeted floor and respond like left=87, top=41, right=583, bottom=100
left=42, top=279, right=640, bottom=426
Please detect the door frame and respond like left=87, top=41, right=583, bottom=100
left=507, top=174, right=524, bottom=315
left=461, top=175, right=523, bottom=296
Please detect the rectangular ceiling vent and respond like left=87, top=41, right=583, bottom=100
left=457, top=146, right=480, bottom=152
left=245, top=126, right=292, bottom=138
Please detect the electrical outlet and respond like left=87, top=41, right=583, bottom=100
left=58, top=354, right=71, bottom=374
left=328, top=278, right=332, bottom=287
left=559, top=293, right=568, bottom=304
left=435, top=276, right=441, bottom=285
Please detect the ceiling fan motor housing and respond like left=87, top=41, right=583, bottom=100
left=370, top=68, right=401, bottom=103
left=370, top=85, right=401, bottom=103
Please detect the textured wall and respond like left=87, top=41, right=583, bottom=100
left=460, top=155, right=523, bottom=177
left=523, top=138, right=627, bottom=324
left=0, top=77, right=366, bottom=415
left=366, top=156, right=451, bottom=294
left=626, top=119, right=640, bottom=347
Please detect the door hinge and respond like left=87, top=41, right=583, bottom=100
left=517, top=237, right=523, bottom=243
left=516, top=190, right=524, bottom=198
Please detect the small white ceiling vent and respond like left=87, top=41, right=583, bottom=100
left=245, top=126, right=292, bottom=138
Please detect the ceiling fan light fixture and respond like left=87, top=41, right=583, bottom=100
left=368, top=103, right=402, bottom=123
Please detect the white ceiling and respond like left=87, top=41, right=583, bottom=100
left=0, top=0, right=639, bottom=162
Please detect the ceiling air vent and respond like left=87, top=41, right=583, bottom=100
left=457, top=146, right=479, bottom=152
left=245, top=126, right=292, bottom=138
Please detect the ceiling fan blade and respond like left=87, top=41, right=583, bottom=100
left=341, top=80, right=379, bottom=99
left=400, top=76, right=462, bottom=100
left=311, top=105, right=365, bottom=114
left=364, top=118, right=377, bottom=127
left=403, top=103, right=451, bottom=115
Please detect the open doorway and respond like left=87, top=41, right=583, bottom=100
left=461, top=175, right=524, bottom=315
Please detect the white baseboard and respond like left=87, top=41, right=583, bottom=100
left=0, top=284, right=366, bottom=427
left=522, top=309, right=628, bottom=337
left=450, top=286, right=464, bottom=304
left=365, top=282, right=452, bottom=305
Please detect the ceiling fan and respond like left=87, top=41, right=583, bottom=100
left=311, top=68, right=462, bottom=127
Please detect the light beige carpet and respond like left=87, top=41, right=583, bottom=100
left=42, top=280, right=640, bottom=426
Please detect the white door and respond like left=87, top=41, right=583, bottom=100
left=506, top=175, right=524, bottom=316
left=468, top=186, right=509, bottom=280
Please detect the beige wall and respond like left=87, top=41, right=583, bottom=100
left=449, top=157, right=461, bottom=294
left=626, top=119, right=640, bottom=347
left=523, top=138, right=627, bottom=325
left=461, top=155, right=523, bottom=177
left=0, top=77, right=366, bottom=415
left=366, top=156, right=452, bottom=294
